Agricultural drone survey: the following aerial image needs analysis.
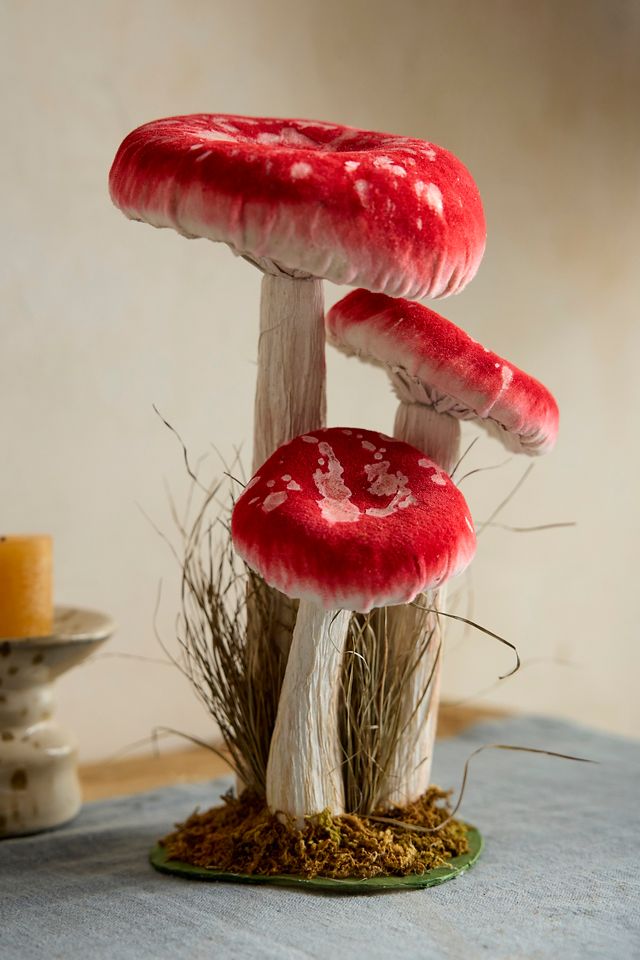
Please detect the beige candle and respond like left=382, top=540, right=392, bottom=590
left=0, top=535, right=53, bottom=638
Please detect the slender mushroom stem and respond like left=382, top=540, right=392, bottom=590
left=266, top=600, right=350, bottom=824
left=377, top=403, right=460, bottom=808
left=249, top=273, right=326, bottom=667
left=253, top=273, right=326, bottom=474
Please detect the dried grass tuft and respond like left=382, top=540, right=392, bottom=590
left=174, top=479, right=286, bottom=795
left=341, top=606, right=441, bottom=815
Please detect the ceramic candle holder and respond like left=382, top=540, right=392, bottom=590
left=0, top=606, right=114, bottom=838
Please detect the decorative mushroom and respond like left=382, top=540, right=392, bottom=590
left=326, top=289, right=560, bottom=806
left=231, top=426, right=476, bottom=822
left=327, top=290, right=559, bottom=474
left=109, top=115, right=486, bottom=475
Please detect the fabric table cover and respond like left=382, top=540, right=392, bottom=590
left=2, top=715, right=638, bottom=959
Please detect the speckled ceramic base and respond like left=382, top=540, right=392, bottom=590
left=149, top=824, right=483, bottom=893
left=0, top=607, right=115, bottom=838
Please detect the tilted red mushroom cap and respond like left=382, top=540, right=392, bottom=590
left=109, top=114, right=486, bottom=299
left=231, top=427, right=476, bottom=613
left=327, top=290, right=559, bottom=455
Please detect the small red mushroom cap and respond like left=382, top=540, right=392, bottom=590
left=109, top=114, right=486, bottom=299
left=231, top=427, right=476, bottom=613
left=327, top=291, right=559, bottom=455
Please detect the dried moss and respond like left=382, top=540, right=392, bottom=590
left=159, top=788, right=469, bottom=880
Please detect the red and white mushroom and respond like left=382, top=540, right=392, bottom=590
left=327, top=290, right=560, bottom=806
left=109, top=115, right=486, bottom=474
left=327, top=290, right=559, bottom=473
left=231, top=426, right=476, bottom=821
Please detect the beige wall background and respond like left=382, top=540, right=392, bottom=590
left=1, top=0, right=638, bottom=759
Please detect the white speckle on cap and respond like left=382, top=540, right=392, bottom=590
left=419, top=458, right=447, bottom=485
left=425, top=183, right=443, bottom=216
left=313, top=442, right=360, bottom=524
left=344, top=160, right=360, bottom=172
left=195, top=150, right=212, bottom=162
left=245, top=476, right=260, bottom=491
left=495, top=362, right=501, bottom=369
left=262, top=491, right=288, bottom=512
left=282, top=474, right=291, bottom=482
left=318, top=458, right=325, bottom=466
left=198, top=129, right=234, bottom=143
left=215, top=120, right=239, bottom=135
left=373, top=156, right=407, bottom=177
left=302, top=436, right=319, bottom=443
left=354, top=180, right=370, bottom=207
left=416, top=217, right=423, bottom=230
left=423, top=146, right=437, bottom=160
left=362, top=440, right=376, bottom=452
left=287, top=480, right=301, bottom=491
left=279, top=127, right=316, bottom=147
left=290, top=161, right=312, bottom=180
left=500, top=364, right=513, bottom=393
left=342, top=429, right=353, bottom=435
left=266, top=480, right=275, bottom=488
left=374, top=453, right=383, bottom=460
left=249, top=497, right=260, bottom=505
left=364, top=461, right=415, bottom=517
left=256, top=132, right=280, bottom=145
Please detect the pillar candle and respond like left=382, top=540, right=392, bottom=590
left=0, top=535, right=53, bottom=639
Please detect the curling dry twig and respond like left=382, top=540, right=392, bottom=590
left=368, top=743, right=595, bottom=834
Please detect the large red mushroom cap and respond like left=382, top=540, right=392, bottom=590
left=327, top=290, right=559, bottom=455
left=109, top=114, right=486, bottom=298
left=231, top=427, right=476, bottom=613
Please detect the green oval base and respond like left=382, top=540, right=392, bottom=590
left=149, top=824, right=482, bottom=893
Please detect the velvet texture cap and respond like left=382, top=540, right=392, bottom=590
left=327, top=291, right=559, bottom=455
left=231, top=427, right=476, bottom=613
left=109, top=114, right=486, bottom=299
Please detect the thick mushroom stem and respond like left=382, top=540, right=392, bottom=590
left=377, top=403, right=460, bottom=808
left=253, top=273, right=326, bottom=474
left=393, top=402, right=460, bottom=475
left=266, top=600, right=350, bottom=824
left=249, top=274, right=326, bottom=691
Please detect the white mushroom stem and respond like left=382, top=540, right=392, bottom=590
left=266, top=600, right=350, bottom=824
left=252, top=273, right=326, bottom=473
left=377, top=401, right=460, bottom=808
left=250, top=273, right=326, bottom=659
left=393, top=402, right=461, bottom=475
left=378, top=594, right=443, bottom=808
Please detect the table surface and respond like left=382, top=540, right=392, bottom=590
left=3, top=713, right=639, bottom=960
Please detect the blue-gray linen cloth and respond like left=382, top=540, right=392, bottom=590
left=2, top=715, right=639, bottom=959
